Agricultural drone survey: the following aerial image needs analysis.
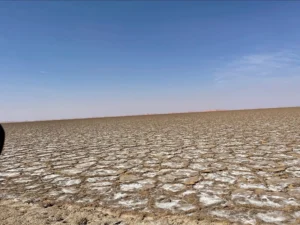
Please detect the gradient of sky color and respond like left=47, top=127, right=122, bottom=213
left=1, top=1, right=300, bottom=122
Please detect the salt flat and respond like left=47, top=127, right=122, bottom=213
left=1, top=107, right=300, bottom=225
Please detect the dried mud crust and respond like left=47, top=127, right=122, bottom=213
left=1, top=107, right=300, bottom=225
left=0, top=199, right=228, bottom=225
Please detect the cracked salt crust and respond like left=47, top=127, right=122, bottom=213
left=1, top=108, right=300, bottom=224
left=233, top=192, right=300, bottom=208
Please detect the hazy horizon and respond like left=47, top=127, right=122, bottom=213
left=2, top=106, right=300, bottom=123
left=1, top=2, right=300, bottom=122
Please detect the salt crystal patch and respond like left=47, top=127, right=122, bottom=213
left=52, top=177, right=66, bottom=183
left=161, top=162, right=185, bottom=168
left=239, top=183, right=267, bottom=189
left=235, top=193, right=300, bottom=208
left=288, top=171, right=300, bottom=177
left=155, top=200, right=180, bottom=209
left=120, top=183, right=143, bottom=192
left=13, top=178, right=32, bottom=184
left=210, top=210, right=230, bottom=218
left=157, top=169, right=172, bottom=175
left=32, top=169, right=46, bottom=175
left=118, top=199, right=147, bottom=207
left=75, top=161, right=96, bottom=168
left=0, top=172, right=20, bottom=178
left=113, top=193, right=127, bottom=200
left=256, top=211, right=287, bottom=224
left=60, top=168, right=85, bottom=175
left=95, top=169, right=119, bottom=176
left=210, top=210, right=256, bottom=225
left=181, top=190, right=197, bottom=196
left=86, top=178, right=97, bottom=183
left=199, top=193, right=224, bottom=206
left=177, top=204, right=196, bottom=211
left=53, top=178, right=81, bottom=186
left=43, top=174, right=60, bottom=180
left=162, top=183, right=186, bottom=192
left=76, top=198, right=95, bottom=203
left=65, top=179, right=81, bottom=186
left=56, top=195, right=69, bottom=201
left=48, top=190, right=61, bottom=196
left=143, top=172, right=157, bottom=178
left=25, top=184, right=40, bottom=190
left=193, top=181, right=214, bottom=189
left=268, top=185, right=287, bottom=192
left=293, top=211, right=300, bottom=218
left=138, top=179, right=155, bottom=185
left=293, top=147, right=300, bottom=153
left=90, top=186, right=110, bottom=192
left=90, top=181, right=112, bottom=186
left=189, top=163, right=208, bottom=170
left=86, top=176, right=117, bottom=183
left=62, top=187, right=78, bottom=194
left=248, top=198, right=281, bottom=208
left=230, top=171, right=253, bottom=176
left=173, top=169, right=198, bottom=177
left=231, top=190, right=253, bottom=199
left=206, top=173, right=236, bottom=184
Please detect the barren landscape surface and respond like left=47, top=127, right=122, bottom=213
left=1, top=108, right=300, bottom=225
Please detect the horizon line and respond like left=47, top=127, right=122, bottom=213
left=1, top=105, right=299, bottom=124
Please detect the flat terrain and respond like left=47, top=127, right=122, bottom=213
left=1, top=107, right=300, bottom=225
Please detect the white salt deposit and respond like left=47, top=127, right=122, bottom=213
left=199, top=193, right=224, bottom=206
left=120, top=183, right=143, bottom=192
left=155, top=200, right=180, bottom=209
left=161, top=184, right=186, bottom=192
left=256, top=212, right=288, bottom=224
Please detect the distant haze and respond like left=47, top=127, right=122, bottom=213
left=1, top=2, right=300, bottom=122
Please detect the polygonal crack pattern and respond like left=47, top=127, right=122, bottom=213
left=1, top=108, right=300, bottom=224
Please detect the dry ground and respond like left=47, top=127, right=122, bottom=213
left=1, top=107, right=300, bottom=225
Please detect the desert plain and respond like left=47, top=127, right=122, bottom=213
left=0, top=107, right=300, bottom=225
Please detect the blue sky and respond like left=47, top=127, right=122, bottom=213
left=1, top=1, right=300, bottom=122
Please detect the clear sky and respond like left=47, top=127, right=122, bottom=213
left=1, top=1, right=300, bottom=122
